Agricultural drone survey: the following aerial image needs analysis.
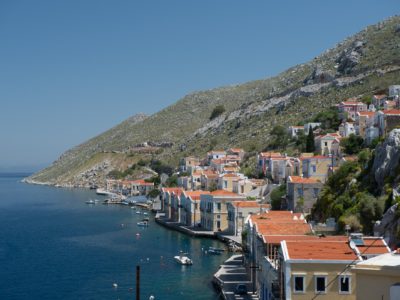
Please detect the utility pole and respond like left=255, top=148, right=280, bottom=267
left=136, top=265, right=140, bottom=300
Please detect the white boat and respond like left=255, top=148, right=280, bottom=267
left=96, top=188, right=115, bottom=196
left=137, top=221, right=149, bottom=227
left=174, top=251, right=193, bottom=265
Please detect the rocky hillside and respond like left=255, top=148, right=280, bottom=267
left=28, top=16, right=400, bottom=187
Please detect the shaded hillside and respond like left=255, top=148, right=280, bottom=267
left=28, top=16, right=400, bottom=186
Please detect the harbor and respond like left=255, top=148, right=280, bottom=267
left=0, top=174, right=230, bottom=300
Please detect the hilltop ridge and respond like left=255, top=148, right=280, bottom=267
left=28, top=16, right=400, bottom=187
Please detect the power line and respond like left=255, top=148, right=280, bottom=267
left=311, top=237, right=382, bottom=300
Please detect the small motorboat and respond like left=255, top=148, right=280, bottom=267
left=174, top=251, right=193, bottom=265
left=209, top=246, right=225, bottom=252
left=85, top=199, right=96, bottom=204
left=137, top=221, right=149, bottom=227
left=207, top=248, right=222, bottom=255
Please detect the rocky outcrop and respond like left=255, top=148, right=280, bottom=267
left=374, top=203, right=399, bottom=249
left=336, top=40, right=365, bottom=74
left=372, top=129, right=400, bottom=189
left=303, top=65, right=335, bottom=85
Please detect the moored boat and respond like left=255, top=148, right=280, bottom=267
left=174, top=251, right=193, bottom=265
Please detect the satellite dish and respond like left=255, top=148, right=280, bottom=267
left=349, top=240, right=356, bottom=251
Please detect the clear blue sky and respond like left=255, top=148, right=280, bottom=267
left=0, top=1, right=398, bottom=171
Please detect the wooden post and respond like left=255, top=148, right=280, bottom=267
left=136, top=265, right=140, bottom=300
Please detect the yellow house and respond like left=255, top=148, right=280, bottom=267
left=281, top=240, right=360, bottom=300
left=199, top=190, right=246, bottom=232
left=352, top=251, right=400, bottom=300
left=218, top=173, right=242, bottom=192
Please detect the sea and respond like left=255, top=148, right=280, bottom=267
left=0, top=173, right=230, bottom=300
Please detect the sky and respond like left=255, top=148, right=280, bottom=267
left=0, top=1, right=399, bottom=172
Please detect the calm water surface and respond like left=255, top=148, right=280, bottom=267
left=0, top=173, right=229, bottom=299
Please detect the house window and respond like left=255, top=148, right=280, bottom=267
left=339, top=276, right=351, bottom=294
left=217, top=214, right=220, bottom=219
left=315, top=276, right=327, bottom=294
left=293, top=276, right=305, bottom=293
left=217, top=203, right=221, bottom=210
left=313, top=188, right=319, bottom=198
left=312, top=165, right=316, bottom=173
left=297, top=188, right=303, bottom=197
left=224, top=181, right=228, bottom=188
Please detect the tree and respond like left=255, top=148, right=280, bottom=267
left=271, top=184, right=286, bottom=210
left=269, top=125, right=290, bottom=150
left=209, top=105, right=225, bottom=120
left=341, top=134, right=364, bottom=155
left=305, top=127, right=315, bottom=152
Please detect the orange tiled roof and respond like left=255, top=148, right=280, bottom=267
left=256, top=223, right=312, bottom=236
left=259, top=152, right=283, bottom=158
left=232, top=201, right=260, bottom=208
left=288, top=176, right=319, bottom=184
left=341, top=100, right=365, bottom=106
left=358, top=111, right=375, bottom=117
left=382, top=109, right=400, bottom=115
left=183, top=190, right=210, bottom=201
left=373, top=94, right=387, bottom=99
left=230, top=148, right=244, bottom=152
left=162, top=187, right=184, bottom=196
left=131, top=179, right=154, bottom=186
left=222, top=173, right=239, bottom=178
left=263, top=235, right=348, bottom=245
left=210, top=190, right=240, bottom=196
left=284, top=240, right=358, bottom=261
left=356, top=237, right=390, bottom=255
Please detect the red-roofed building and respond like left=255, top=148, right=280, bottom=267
left=226, top=201, right=264, bottom=235
left=286, top=176, right=323, bottom=213
left=355, top=111, right=376, bottom=138
left=161, top=187, right=184, bottom=219
left=301, top=155, right=333, bottom=183
left=372, top=94, right=387, bottom=108
left=338, top=100, right=368, bottom=121
left=180, top=190, right=210, bottom=227
left=280, top=239, right=360, bottom=299
left=314, top=132, right=341, bottom=157
left=377, top=109, right=400, bottom=137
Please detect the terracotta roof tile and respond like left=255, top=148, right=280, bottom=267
left=288, top=176, right=319, bottom=184
left=285, top=241, right=358, bottom=261
left=232, top=201, right=261, bottom=208
left=210, top=190, right=240, bottom=196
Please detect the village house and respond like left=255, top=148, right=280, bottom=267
left=279, top=234, right=391, bottom=300
left=180, top=190, right=210, bottom=227
left=376, top=109, right=400, bottom=137
left=301, top=155, right=332, bottom=183
left=179, top=156, right=201, bottom=173
left=384, top=100, right=397, bottom=110
left=352, top=250, right=400, bottom=300
left=129, top=179, right=155, bottom=195
left=304, top=122, right=322, bottom=134
left=372, top=94, right=388, bottom=108
left=218, top=173, right=245, bottom=192
left=314, top=132, right=341, bottom=156
left=177, top=176, right=191, bottom=190
left=338, top=100, right=368, bottom=121
left=199, top=190, right=246, bottom=232
left=105, top=179, right=154, bottom=196
left=355, top=111, right=375, bottom=138
left=257, top=152, right=301, bottom=184
left=389, top=85, right=400, bottom=98
left=288, top=126, right=305, bottom=138
left=161, top=187, right=184, bottom=220
left=207, top=150, right=227, bottom=164
left=232, top=178, right=262, bottom=195
left=226, top=201, right=263, bottom=235
left=286, top=176, right=323, bottom=213
left=200, top=170, right=219, bottom=191
left=227, top=148, right=246, bottom=161
left=339, top=122, right=356, bottom=137
left=244, top=211, right=312, bottom=300
left=190, top=169, right=203, bottom=190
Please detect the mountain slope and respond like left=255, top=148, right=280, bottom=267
left=28, top=16, right=400, bottom=187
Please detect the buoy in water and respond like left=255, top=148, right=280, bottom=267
left=113, top=283, right=118, bottom=288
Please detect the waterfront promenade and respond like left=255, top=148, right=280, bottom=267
left=213, top=255, right=259, bottom=300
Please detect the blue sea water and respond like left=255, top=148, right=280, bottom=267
left=0, top=174, right=229, bottom=300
